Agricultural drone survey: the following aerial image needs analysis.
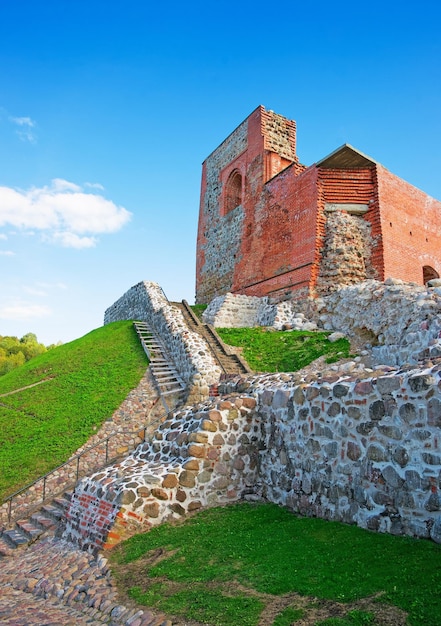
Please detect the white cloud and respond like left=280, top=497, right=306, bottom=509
left=0, top=234, right=7, bottom=240
left=48, top=231, right=97, bottom=249
left=10, top=116, right=35, bottom=127
left=0, top=250, right=15, bottom=256
left=85, top=182, right=105, bottom=191
left=37, top=281, right=67, bottom=290
left=0, top=302, right=51, bottom=320
left=9, top=116, right=37, bottom=143
left=0, top=179, right=132, bottom=248
left=23, top=286, right=47, bottom=296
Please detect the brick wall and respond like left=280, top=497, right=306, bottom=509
left=196, top=107, right=441, bottom=304
left=376, top=165, right=441, bottom=284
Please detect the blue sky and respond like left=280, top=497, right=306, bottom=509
left=0, top=0, right=440, bottom=345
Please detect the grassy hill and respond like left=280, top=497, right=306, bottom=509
left=0, top=321, right=148, bottom=501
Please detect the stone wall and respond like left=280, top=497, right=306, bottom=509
left=234, top=363, right=441, bottom=542
left=202, top=292, right=318, bottom=331
left=63, top=397, right=259, bottom=553
left=317, top=279, right=441, bottom=366
left=316, top=210, right=377, bottom=295
left=104, top=281, right=221, bottom=402
left=63, top=360, right=441, bottom=551
left=202, top=279, right=441, bottom=366
left=196, top=117, right=248, bottom=303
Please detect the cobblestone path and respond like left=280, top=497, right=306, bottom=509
left=0, top=537, right=171, bottom=625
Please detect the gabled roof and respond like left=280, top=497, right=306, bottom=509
left=317, top=144, right=377, bottom=169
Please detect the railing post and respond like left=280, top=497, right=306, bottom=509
left=76, top=456, right=80, bottom=481
left=106, top=438, right=109, bottom=463
left=8, top=498, right=12, bottom=525
left=42, top=476, right=46, bottom=502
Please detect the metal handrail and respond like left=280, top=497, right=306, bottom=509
left=1, top=409, right=171, bottom=526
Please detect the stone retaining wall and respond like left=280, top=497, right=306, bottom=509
left=64, top=361, right=441, bottom=551
left=63, top=397, right=259, bottom=553
left=247, top=365, right=441, bottom=543
left=202, top=279, right=441, bottom=365
left=104, top=281, right=221, bottom=402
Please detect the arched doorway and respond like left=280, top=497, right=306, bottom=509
left=423, top=265, right=440, bottom=284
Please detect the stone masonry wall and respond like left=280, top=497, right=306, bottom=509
left=315, top=210, right=377, bottom=295
left=196, top=118, right=248, bottom=303
left=64, top=362, right=441, bottom=551
left=203, top=279, right=441, bottom=366
left=63, top=397, right=259, bottom=553
left=250, top=364, right=441, bottom=542
left=104, top=281, right=221, bottom=402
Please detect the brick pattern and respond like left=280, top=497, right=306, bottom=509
left=196, top=107, right=441, bottom=304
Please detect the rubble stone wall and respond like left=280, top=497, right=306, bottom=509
left=203, top=279, right=441, bottom=366
left=247, top=365, right=441, bottom=544
left=315, top=210, right=377, bottom=295
left=64, top=362, right=441, bottom=552
left=63, top=397, right=259, bottom=553
left=104, top=281, right=221, bottom=402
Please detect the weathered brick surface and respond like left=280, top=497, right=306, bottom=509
left=196, top=106, right=441, bottom=303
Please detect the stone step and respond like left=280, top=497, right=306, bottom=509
left=162, top=387, right=185, bottom=396
left=30, top=512, right=57, bottom=531
left=2, top=528, right=29, bottom=548
left=0, top=536, right=13, bottom=557
left=52, top=495, right=71, bottom=511
left=16, top=519, right=45, bottom=541
left=41, top=504, right=63, bottom=522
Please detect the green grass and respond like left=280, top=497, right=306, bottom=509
left=316, top=612, right=375, bottom=626
left=111, top=502, right=441, bottom=626
left=216, top=327, right=352, bottom=372
left=273, top=606, right=304, bottom=624
left=190, top=303, right=208, bottom=320
left=0, top=321, right=148, bottom=500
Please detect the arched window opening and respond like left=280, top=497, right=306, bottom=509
left=225, top=170, right=242, bottom=214
left=423, top=265, right=439, bottom=285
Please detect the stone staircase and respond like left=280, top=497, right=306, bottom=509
left=173, top=300, right=252, bottom=376
left=0, top=492, right=72, bottom=557
left=134, top=321, right=186, bottom=406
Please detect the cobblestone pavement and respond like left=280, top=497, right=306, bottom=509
left=0, top=537, right=172, bottom=625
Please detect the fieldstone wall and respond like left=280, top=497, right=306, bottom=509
left=63, top=397, right=259, bottom=553
left=197, top=119, right=248, bottom=303
left=225, top=363, right=441, bottom=542
left=317, top=278, right=441, bottom=366
left=203, top=292, right=318, bottom=331
left=104, top=281, right=221, bottom=402
left=315, top=210, right=377, bottom=295
left=202, top=279, right=441, bottom=366
left=64, top=360, right=441, bottom=551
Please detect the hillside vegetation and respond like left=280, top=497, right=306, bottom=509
left=0, top=321, right=148, bottom=500
left=217, top=327, right=352, bottom=371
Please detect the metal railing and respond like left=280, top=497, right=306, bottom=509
left=1, top=408, right=172, bottom=527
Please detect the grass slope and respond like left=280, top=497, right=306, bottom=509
left=217, top=327, right=352, bottom=372
left=0, top=321, right=148, bottom=500
left=111, top=502, right=441, bottom=626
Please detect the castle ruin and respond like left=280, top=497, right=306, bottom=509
left=196, top=105, right=441, bottom=303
